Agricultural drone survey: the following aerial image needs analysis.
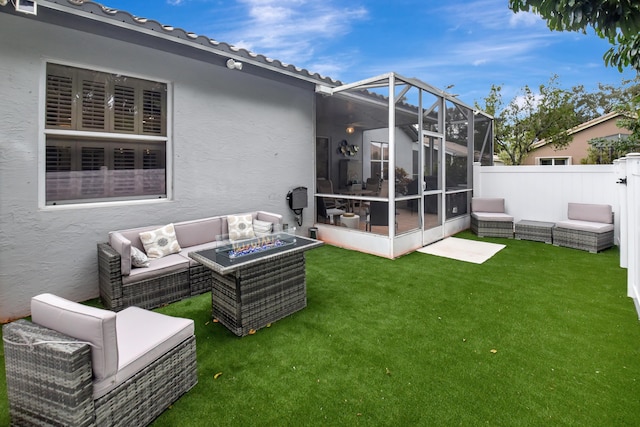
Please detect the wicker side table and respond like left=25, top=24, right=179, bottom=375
left=515, top=220, right=555, bottom=244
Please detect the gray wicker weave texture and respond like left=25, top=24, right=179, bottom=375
left=3, top=319, right=198, bottom=426
left=3, top=320, right=94, bottom=426
left=471, top=216, right=514, bottom=238
left=553, top=227, right=614, bottom=253
left=515, top=220, right=555, bottom=244
left=98, top=243, right=207, bottom=311
left=211, top=252, right=307, bottom=336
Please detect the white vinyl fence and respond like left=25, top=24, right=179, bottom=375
left=473, top=160, right=640, bottom=318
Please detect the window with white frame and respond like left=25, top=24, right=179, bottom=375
left=536, top=157, right=571, bottom=166
left=370, top=141, right=389, bottom=181
left=45, top=63, right=168, bottom=205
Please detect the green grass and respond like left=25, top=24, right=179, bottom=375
left=2, top=231, right=639, bottom=426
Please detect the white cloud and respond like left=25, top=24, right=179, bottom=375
left=220, top=0, right=368, bottom=65
left=509, top=11, right=542, bottom=28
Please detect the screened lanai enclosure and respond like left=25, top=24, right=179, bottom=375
left=314, top=73, right=493, bottom=258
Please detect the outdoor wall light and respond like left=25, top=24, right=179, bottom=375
left=226, top=59, right=243, bottom=70
left=346, top=126, right=355, bottom=134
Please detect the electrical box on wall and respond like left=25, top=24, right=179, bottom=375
left=287, top=187, right=308, bottom=210
left=286, top=187, right=308, bottom=227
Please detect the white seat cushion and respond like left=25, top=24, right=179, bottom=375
left=472, top=212, right=514, bottom=222
left=555, top=219, right=614, bottom=233
left=31, top=293, right=118, bottom=381
left=178, top=241, right=228, bottom=266
left=93, top=306, right=194, bottom=398
left=122, top=253, right=189, bottom=285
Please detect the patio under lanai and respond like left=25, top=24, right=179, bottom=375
left=314, top=73, right=494, bottom=258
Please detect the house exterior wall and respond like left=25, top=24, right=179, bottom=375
left=0, top=13, right=315, bottom=321
left=523, top=116, right=631, bottom=165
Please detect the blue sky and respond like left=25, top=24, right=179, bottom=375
left=100, top=0, right=637, bottom=106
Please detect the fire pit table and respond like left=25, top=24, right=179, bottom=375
left=189, top=231, right=323, bottom=336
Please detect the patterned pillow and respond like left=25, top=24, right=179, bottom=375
left=131, top=246, right=150, bottom=268
left=253, top=219, right=273, bottom=237
left=139, top=223, right=181, bottom=259
left=227, top=214, right=255, bottom=241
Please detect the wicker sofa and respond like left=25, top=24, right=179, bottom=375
left=3, top=293, right=197, bottom=426
left=98, top=211, right=283, bottom=311
left=470, top=197, right=514, bottom=238
left=553, top=202, right=614, bottom=253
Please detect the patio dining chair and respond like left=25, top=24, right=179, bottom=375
left=317, top=196, right=345, bottom=225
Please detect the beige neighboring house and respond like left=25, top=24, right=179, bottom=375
left=523, top=111, right=631, bottom=165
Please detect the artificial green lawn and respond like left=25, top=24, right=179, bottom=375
left=1, top=231, right=639, bottom=425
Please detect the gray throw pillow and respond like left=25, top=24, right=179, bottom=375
left=131, top=246, right=150, bottom=268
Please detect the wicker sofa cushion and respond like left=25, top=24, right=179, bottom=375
left=472, top=197, right=505, bottom=213
left=567, top=203, right=613, bottom=224
left=471, top=212, right=514, bottom=222
left=122, top=253, right=189, bottom=285
left=109, top=232, right=133, bottom=276
left=92, top=306, right=194, bottom=399
left=31, top=293, right=118, bottom=381
left=174, top=217, right=223, bottom=247
left=555, top=219, right=614, bottom=233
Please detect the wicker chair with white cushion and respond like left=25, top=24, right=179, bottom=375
left=2, top=293, right=197, bottom=426
left=553, top=202, right=614, bottom=253
left=470, top=197, right=514, bottom=238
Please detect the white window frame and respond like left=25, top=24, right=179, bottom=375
left=39, top=60, right=173, bottom=208
left=370, top=140, right=389, bottom=181
left=535, top=156, right=572, bottom=166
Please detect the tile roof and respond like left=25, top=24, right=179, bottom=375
left=41, top=0, right=342, bottom=87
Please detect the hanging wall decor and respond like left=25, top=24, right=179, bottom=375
left=337, top=139, right=359, bottom=157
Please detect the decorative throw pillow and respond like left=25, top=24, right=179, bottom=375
left=131, top=246, right=150, bottom=268
left=227, top=214, right=255, bottom=241
left=139, top=223, right=181, bottom=259
left=253, top=219, right=273, bottom=237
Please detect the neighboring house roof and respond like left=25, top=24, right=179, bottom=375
left=531, top=111, right=628, bottom=149
left=23, top=0, right=343, bottom=87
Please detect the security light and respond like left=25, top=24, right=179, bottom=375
left=226, top=59, right=243, bottom=70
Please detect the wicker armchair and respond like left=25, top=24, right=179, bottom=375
left=553, top=203, right=614, bottom=253
left=470, top=197, right=514, bottom=238
left=3, top=294, right=197, bottom=426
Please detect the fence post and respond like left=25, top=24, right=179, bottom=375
left=614, top=157, right=627, bottom=268
left=625, top=153, right=640, bottom=316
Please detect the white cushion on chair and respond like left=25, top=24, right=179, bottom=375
left=471, top=212, right=513, bottom=222
left=472, top=198, right=505, bottom=213
left=555, top=219, right=614, bottom=233
left=567, top=203, right=613, bottom=224
left=31, top=293, right=118, bottom=381
left=92, top=306, right=195, bottom=399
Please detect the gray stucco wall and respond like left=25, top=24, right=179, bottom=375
left=0, top=13, right=315, bottom=320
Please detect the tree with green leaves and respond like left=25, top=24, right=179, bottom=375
left=477, top=76, right=577, bottom=165
left=570, top=77, right=638, bottom=123
left=583, top=133, right=640, bottom=164
left=509, top=0, right=640, bottom=72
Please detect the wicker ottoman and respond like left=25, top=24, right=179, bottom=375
left=515, top=220, right=555, bottom=244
